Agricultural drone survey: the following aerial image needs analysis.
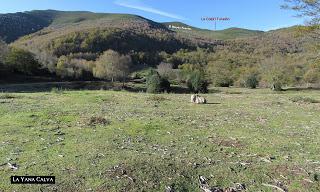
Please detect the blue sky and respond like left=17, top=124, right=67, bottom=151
left=0, top=0, right=304, bottom=31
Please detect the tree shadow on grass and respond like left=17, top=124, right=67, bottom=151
left=0, top=80, right=224, bottom=95
left=284, top=87, right=320, bottom=91
left=205, top=102, right=221, bottom=105
left=169, top=86, right=190, bottom=94
left=0, top=81, right=186, bottom=94
left=0, top=81, right=135, bottom=93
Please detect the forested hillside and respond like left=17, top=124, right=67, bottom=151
left=0, top=10, right=264, bottom=43
left=163, top=22, right=264, bottom=40
left=0, top=11, right=51, bottom=42
left=0, top=10, right=141, bottom=42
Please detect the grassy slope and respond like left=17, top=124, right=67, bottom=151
left=0, top=88, right=320, bottom=191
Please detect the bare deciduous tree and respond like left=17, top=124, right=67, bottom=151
left=31, top=49, right=58, bottom=72
left=157, top=62, right=173, bottom=78
left=93, top=50, right=132, bottom=86
left=282, top=0, right=320, bottom=25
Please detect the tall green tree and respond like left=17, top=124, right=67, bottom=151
left=5, top=47, right=39, bottom=75
left=146, top=69, right=171, bottom=93
left=178, top=63, right=208, bottom=93
left=186, top=71, right=208, bottom=93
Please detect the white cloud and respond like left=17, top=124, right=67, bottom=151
left=114, top=0, right=186, bottom=20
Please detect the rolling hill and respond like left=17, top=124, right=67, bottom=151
left=0, top=10, right=264, bottom=43
left=2, top=10, right=317, bottom=61
left=163, top=22, right=264, bottom=40
left=4, top=10, right=317, bottom=70
left=0, top=10, right=165, bottom=43
left=11, top=11, right=195, bottom=57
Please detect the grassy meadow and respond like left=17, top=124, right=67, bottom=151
left=0, top=87, right=320, bottom=191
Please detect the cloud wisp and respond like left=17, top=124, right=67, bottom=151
left=114, top=0, right=186, bottom=20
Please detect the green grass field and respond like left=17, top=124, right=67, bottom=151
left=0, top=88, right=320, bottom=191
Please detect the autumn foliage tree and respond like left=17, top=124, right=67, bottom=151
left=93, top=50, right=132, bottom=85
left=303, top=60, right=320, bottom=85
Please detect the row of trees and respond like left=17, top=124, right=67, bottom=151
left=1, top=38, right=319, bottom=92
left=156, top=47, right=320, bottom=91
left=53, top=50, right=134, bottom=86
left=1, top=47, right=318, bottom=93
left=0, top=40, right=133, bottom=85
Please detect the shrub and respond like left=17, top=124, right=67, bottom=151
left=51, top=87, right=64, bottom=94
left=314, top=173, right=320, bottom=182
left=271, top=82, right=283, bottom=91
left=146, top=70, right=171, bottom=93
left=87, top=116, right=110, bottom=126
left=146, top=73, right=161, bottom=93
left=214, top=75, right=233, bottom=87
left=290, top=96, right=319, bottom=104
left=186, top=71, right=208, bottom=93
left=0, top=93, right=17, bottom=99
left=147, top=95, right=168, bottom=102
left=245, top=73, right=259, bottom=89
left=160, top=77, right=171, bottom=92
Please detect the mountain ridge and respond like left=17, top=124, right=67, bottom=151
left=0, top=10, right=266, bottom=43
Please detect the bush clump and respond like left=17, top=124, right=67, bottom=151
left=51, top=87, right=64, bottom=94
left=186, top=71, right=208, bottom=93
left=0, top=93, right=17, bottom=99
left=245, top=73, right=259, bottom=89
left=214, top=75, right=233, bottom=87
left=87, top=116, right=110, bottom=126
left=271, top=82, right=283, bottom=91
left=146, top=70, right=171, bottom=93
left=5, top=48, right=39, bottom=75
left=290, top=96, right=319, bottom=104
left=147, top=95, right=168, bottom=102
